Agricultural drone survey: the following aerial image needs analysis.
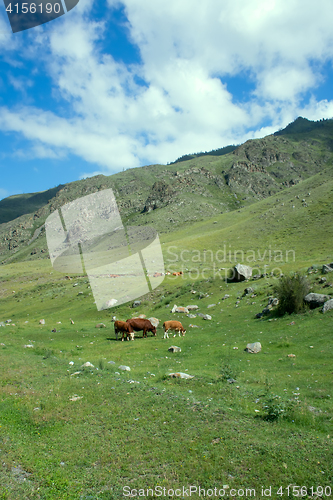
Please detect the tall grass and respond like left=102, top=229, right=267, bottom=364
left=274, top=273, right=310, bottom=315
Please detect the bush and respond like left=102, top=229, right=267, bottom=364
left=274, top=273, right=310, bottom=315
left=262, top=394, right=293, bottom=421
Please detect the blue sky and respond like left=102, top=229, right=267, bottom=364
left=0, top=0, right=333, bottom=200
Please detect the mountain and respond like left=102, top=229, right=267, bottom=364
left=0, top=116, right=332, bottom=265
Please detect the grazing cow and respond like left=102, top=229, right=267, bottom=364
left=114, top=320, right=134, bottom=341
left=126, top=318, right=157, bottom=338
left=163, top=320, right=186, bottom=339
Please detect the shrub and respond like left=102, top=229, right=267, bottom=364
left=262, top=393, right=297, bottom=421
left=274, top=273, right=310, bottom=315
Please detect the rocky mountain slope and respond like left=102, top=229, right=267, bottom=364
left=0, top=117, right=332, bottom=264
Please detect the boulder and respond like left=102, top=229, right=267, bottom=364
left=132, top=300, right=141, bottom=308
left=171, top=305, right=189, bottom=314
left=168, top=346, right=181, bottom=353
left=322, top=298, right=333, bottom=313
left=322, top=263, right=333, bottom=274
left=304, top=293, right=331, bottom=308
left=187, top=314, right=197, bottom=319
left=186, top=305, right=199, bottom=311
left=168, top=372, right=194, bottom=379
left=81, top=362, right=94, bottom=368
left=232, top=263, right=252, bottom=281
left=118, top=365, right=131, bottom=371
left=148, top=317, right=159, bottom=328
left=203, top=314, right=212, bottom=320
left=245, top=342, right=262, bottom=353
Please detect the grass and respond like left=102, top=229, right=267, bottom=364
left=0, top=145, right=332, bottom=497
left=0, top=257, right=332, bottom=498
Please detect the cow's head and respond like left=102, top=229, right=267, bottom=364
left=129, top=332, right=135, bottom=341
left=151, top=326, right=157, bottom=336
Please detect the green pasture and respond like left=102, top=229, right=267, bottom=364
left=0, top=168, right=332, bottom=499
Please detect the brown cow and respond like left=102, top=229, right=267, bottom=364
left=126, top=318, right=157, bottom=338
left=114, top=320, right=134, bottom=341
left=163, top=320, right=186, bottom=339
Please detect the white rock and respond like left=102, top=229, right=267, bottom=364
left=81, top=362, right=94, bottom=368
left=119, top=365, right=131, bottom=371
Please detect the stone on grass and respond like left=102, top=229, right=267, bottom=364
left=245, top=342, right=262, bottom=353
left=119, top=365, right=131, bottom=371
left=171, top=305, right=189, bottom=314
left=322, top=298, right=333, bottom=313
left=203, top=314, right=212, bottom=320
left=39, top=319, right=45, bottom=325
left=232, top=263, right=252, bottom=281
left=187, top=314, right=197, bottom=319
left=304, top=293, right=330, bottom=308
left=186, top=305, right=199, bottom=310
left=207, top=304, right=216, bottom=308
left=133, top=300, right=141, bottom=307
left=169, top=372, right=194, bottom=379
left=95, top=323, right=106, bottom=328
left=322, top=263, right=333, bottom=274
left=81, top=362, right=94, bottom=368
left=148, top=317, right=159, bottom=328
left=168, top=346, right=181, bottom=353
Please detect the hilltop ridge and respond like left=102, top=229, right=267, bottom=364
left=0, top=116, right=332, bottom=265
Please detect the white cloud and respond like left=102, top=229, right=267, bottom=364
left=0, top=0, right=333, bottom=175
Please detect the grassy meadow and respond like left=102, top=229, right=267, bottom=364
left=0, top=170, right=332, bottom=499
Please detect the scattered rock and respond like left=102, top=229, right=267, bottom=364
left=69, top=395, right=83, bottom=401
left=133, top=300, right=141, bottom=308
left=256, top=312, right=264, bottom=319
left=322, top=298, right=333, bottom=313
left=51, top=328, right=57, bottom=333
left=243, top=287, right=254, bottom=295
left=221, top=294, right=230, bottom=300
left=203, top=314, right=212, bottom=320
left=186, top=305, right=199, bottom=311
left=119, top=365, right=131, bottom=371
left=227, top=378, right=237, bottom=384
left=168, top=346, right=181, bottom=353
left=23, top=344, right=34, bottom=348
left=207, top=304, right=216, bottom=308
left=287, top=354, right=296, bottom=358
left=95, top=323, right=106, bottom=328
left=304, top=293, right=331, bottom=308
left=171, top=305, right=189, bottom=314
left=39, top=319, right=45, bottom=325
left=319, top=277, right=327, bottom=284
left=187, top=314, right=197, bottom=319
left=322, top=263, right=333, bottom=274
left=81, top=362, right=94, bottom=368
left=245, top=342, right=262, bottom=353
left=232, top=263, right=252, bottom=282
left=5, top=319, right=12, bottom=323
left=169, top=372, right=194, bottom=379
left=108, top=360, right=115, bottom=364
left=189, top=324, right=199, bottom=328
left=148, top=317, right=159, bottom=328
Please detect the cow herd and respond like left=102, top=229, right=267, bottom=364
left=112, top=317, right=186, bottom=341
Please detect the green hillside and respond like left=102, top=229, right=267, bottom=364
left=0, top=117, right=332, bottom=498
